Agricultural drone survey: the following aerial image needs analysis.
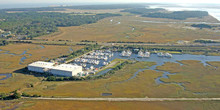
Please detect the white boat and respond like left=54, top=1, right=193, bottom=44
left=102, top=62, right=108, bottom=66
left=82, top=64, right=87, bottom=68
left=164, top=52, right=172, bottom=58
left=157, top=52, right=172, bottom=58
left=143, top=51, right=150, bottom=58
left=104, top=56, right=108, bottom=61
left=157, top=52, right=164, bottom=57
left=94, top=60, right=100, bottom=65
left=120, top=50, right=132, bottom=57
left=90, top=66, right=94, bottom=70
left=127, top=50, right=132, bottom=56
left=120, top=51, right=126, bottom=56
left=137, top=51, right=144, bottom=57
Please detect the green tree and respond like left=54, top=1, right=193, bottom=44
left=11, top=90, right=21, bottom=99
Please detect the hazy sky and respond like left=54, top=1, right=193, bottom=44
left=1, top=0, right=220, bottom=4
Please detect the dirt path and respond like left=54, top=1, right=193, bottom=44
left=31, top=97, right=220, bottom=101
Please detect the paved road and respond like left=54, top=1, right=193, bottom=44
left=31, top=97, right=220, bottom=101
left=8, top=40, right=220, bottom=46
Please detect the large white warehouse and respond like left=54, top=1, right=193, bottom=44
left=50, top=64, right=82, bottom=77
left=28, top=61, right=83, bottom=77
left=28, top=61, right=54, bottom=73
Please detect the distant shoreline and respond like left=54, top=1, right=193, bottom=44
left=148, top=4, right=220, bottom=21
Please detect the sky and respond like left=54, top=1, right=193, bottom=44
left=0, top=0, right=220, bottom=4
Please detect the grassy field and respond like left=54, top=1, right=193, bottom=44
left=22, top=61, right=157, bottom=98
left=14, top=60, right=219, bottom=98
left=0, top=44, right=84, bottom=73
left=0, top=75, right=6, bottom=79
left=157, top=60, right=220, bottom=97
left=1, top=8, right=220, bottom=110
left=0, top=43, right=84, bottom=93
left=36, top=15, right=220, bottom=43
left=1, top=100, right=220, bottom=110
left=0, top=44, right=219, bottom=98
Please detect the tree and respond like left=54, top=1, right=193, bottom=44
left=0, top=93, right=7, bottom=100
left=47, top=76, right=56, bottom=81
left=22, top=92, right=31, bottom=97
left=11, top=90, right=21, bottom=99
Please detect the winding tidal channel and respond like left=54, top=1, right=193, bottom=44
left=97, top=52, right=220, bottom=92
left=0, top=45, right=70, bottom=81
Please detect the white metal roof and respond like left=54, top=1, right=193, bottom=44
left=28, top=61, right=54, bottom=68
left=51, top=64, right=82, bottom=72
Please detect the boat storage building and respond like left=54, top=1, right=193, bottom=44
left=28, top=61, right=82, bottom=77
left=50, top=64, right=82, bottom=77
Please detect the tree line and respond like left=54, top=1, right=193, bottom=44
left=121, top=8, right=209, bottom=20
left=191, top=24, right=216, bottom=29
left=0, top=12, right=121, bottom=39
left=194, top=39, right=220, bottom=43
left=121, top=8, right=165, bottom=14
left=143, top=11, right=209, bottom=20
left=0, top=40, right=8, bottom=46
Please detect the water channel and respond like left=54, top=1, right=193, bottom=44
left=0, top=73, right=12, bottom=81
left=93, top=52, right=220, bottom=91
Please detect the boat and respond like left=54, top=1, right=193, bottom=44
left=157, top=52, right=172, bottom=58
left=143, top=51, right=150, bottom=58
left=138, top=50, right=150, bottom=58
left=90, top=66, right=94, bottom=70
left=102, top=62, right=108, bottom=66
left=157, top=52, right=164, bottom=57
left=137, top=51, right=144, bottom=58
left=127, top=50, right=132, bottom=56
left=120, top=50, right=132, bottom=57
left=82, top=64, right=87, bottom=68
left=104, top=56, right=108, bottom=61
left=94, top=60, right=100, bottom=65
left=164, top=52, right=172, bottom=58
left=120, top=51, right=126, bottom=56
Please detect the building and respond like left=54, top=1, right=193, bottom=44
left=50, top=64, right=82, bottom=77
left=28, top=61, right=54, bottom=73
left=28, top=61, right=83, bottom=77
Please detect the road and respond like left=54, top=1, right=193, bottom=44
left=31, top=97, right=220, bottom=101
left=8, top=39, right=220, bottom=46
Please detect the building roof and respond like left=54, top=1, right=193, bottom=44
left=51, top=64, right=82, bottom=72
left=28, top=61, right=54, bottom=68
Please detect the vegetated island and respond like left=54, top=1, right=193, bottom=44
left=191, top=24, right=220, bottom=29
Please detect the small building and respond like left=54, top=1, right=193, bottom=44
left=28, top=61, right=83, bottom=77
left=50, top=64, right=82, bottom=77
